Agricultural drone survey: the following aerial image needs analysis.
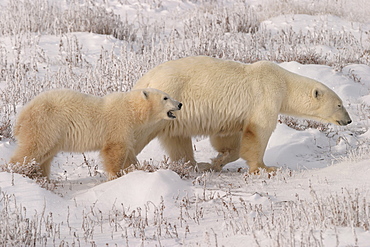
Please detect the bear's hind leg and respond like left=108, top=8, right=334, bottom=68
left=9, top=143, right=58, bottom=178
left=210, top=134, right=241, bottom=171
left=39, top=155, right=57, bottom=178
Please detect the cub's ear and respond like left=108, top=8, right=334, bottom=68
left=142, top=90, right=149, bottom=99
left=312, top=89, right=322, bottom=99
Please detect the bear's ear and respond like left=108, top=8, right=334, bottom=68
left=142, top=90, right=149, bottom=99
left=312, top=89, right=322, bottom=99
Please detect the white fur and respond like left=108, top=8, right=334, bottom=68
left=133, top=56, right=351, bottom=173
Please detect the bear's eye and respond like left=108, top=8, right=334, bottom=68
left=163, top=97, right=168, bottom=101
left=338, top=104, right=342, bottom=108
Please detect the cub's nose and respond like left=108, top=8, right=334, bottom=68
left=178, top=103, right=183, bottom=110
left=347, top=119, right=352, bottom=125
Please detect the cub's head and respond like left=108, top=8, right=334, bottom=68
left=140, top=88, right=182, bottom=121
left=308, top=85, right=352, bottom=126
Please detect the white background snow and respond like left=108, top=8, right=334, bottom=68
left=0, top=0, right=370, bottom=246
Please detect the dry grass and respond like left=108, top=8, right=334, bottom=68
left=0, top=169, right=368, bottom=246
left=278, top=116, right=330, bottom=132
left=0, top=0, right=369, bottom=245
left=259, top=0, right=370, bottom=23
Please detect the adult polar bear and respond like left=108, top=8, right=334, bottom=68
left=133, top=56, right=352, bottom=173
left=10, top=88, right=182, bottom=180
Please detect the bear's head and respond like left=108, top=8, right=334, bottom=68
left=308, top=85, right=352, bottom=126
left=140, top=88, right=182, bottom=121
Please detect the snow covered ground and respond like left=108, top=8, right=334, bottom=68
left=0, top=0, right=370, bottom=246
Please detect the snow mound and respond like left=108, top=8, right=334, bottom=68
left=76, top=169, right=193, bottom=211
left=0, top=172, right=69, bottom=221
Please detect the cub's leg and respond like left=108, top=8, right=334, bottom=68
left=101, top=142, right=137, bottom=180
left=11, top=103, right=63, bottom=178
left=40, top=155, right=58, bottom=177
left=210, top=133, right=241, bottom=171
left=10, top=142, right=58, bottom=178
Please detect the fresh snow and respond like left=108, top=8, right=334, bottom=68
left=1, top=0, right=370, bottom=246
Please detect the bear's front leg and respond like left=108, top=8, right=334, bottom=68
left=101, top=142, right=132, bottom=180
left=240, top=123, right=277, bottom=174
left=158, top=135, right=197, bottom=166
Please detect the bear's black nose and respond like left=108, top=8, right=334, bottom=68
left=347, top=119, right=352, bottom=125
left=178, top=103, right=183, bottom=109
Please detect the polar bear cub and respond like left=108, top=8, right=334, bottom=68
left=10, top=88, right=182, bottom=180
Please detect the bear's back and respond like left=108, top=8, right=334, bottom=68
left=135, top=57, right=285, bottom=136
left=16, top=89, right=106, bottom=152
